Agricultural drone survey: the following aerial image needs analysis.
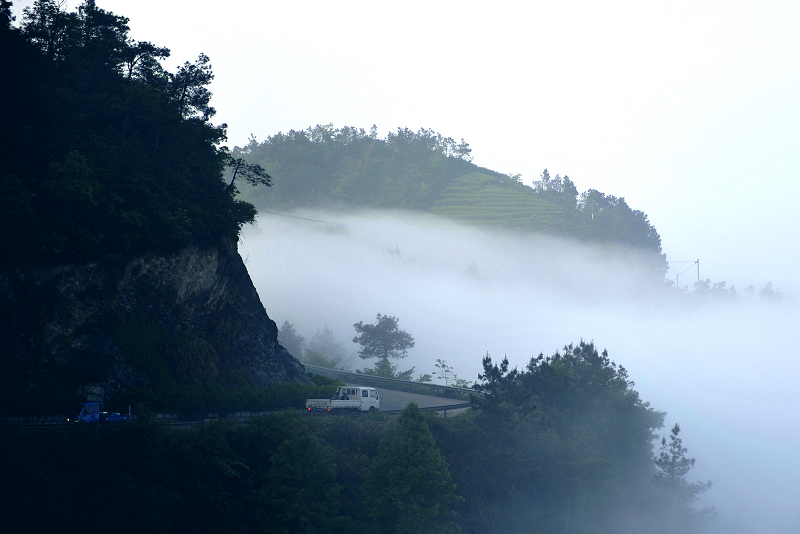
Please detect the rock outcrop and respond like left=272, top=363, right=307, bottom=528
left=0, top=239, right=308, bottom=402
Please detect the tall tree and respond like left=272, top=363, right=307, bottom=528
left=363, top=403, right=462, bottom=533
left=352, top=313, right=415, bottom=378
left=0, top=0, right=13, bottom=27
left=258, top=418, right=349, bottom=533
left=169, top=52, right=215, bottom=120
left=435, top=358, right=455, bottom=385
left=225, top=156, right=271, bottom=190
left=468, top=342, right=668, bottom=533
left=120, top=39, right=170, bottom=83
left=277, top=320, right=305, bottom=359
left=21, top=1, right=74, bottom=61
left=304, top=326, right=348, bottom=368
left=653, top=423, right=714, bottom=532
left=77, top=0, right=130, bottom=66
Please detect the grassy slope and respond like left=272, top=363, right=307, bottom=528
left=430, top=172, right=563, bottom=231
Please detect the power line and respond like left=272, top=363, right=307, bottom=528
left=671, top=259, right=699, bottom=289
left=259, top=209, right=349, bottom=227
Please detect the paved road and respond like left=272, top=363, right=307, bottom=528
left=345, top=383, right=469, bottom=413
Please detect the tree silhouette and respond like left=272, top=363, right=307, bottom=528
left=654, top=423, right=714, bottom=532
left=352, top=313, right=414, bottom=378
left=277, top=321, right=305, bottom=359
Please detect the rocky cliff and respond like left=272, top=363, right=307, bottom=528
left=0, top=239, right=308, bottom=405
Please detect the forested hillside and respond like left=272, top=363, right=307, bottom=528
left=234, top=125, right=668, bottom=277
left=0, top=0, right=300, bottom=413
left=0, top=0, right=256, bottom=265
left=3, top=343, right=714, bottom=534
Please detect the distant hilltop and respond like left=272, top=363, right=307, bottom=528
left=234, top=125, right=667, bottom=278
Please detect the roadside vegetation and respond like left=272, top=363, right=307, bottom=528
left=3, top=342, right=713, bottom=533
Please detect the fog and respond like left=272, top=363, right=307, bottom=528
left=241, top=210, right=800, bottom=534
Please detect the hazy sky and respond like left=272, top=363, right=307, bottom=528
left=12, top=0, right=800, bottom=294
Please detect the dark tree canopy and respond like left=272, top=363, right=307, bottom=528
left=232, top=124, right=480, bottom=211
left=460, top=341, right=686, bottom=532
left=352, top=313, right=415, bottom=378
left=226, top=156, right=271, bottom=189
left=352, top=313, right=415, bottom=362
left=0, top=0, right=262, bottom=265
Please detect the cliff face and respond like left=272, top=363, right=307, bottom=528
left=0, top=239, right=308, bottom=403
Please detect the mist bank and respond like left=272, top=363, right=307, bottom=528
left=240, top=209, right=800, bottom=534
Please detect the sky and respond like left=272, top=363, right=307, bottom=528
left=10, top=1, right=800, bottom=531
left=11, top=0, right=800, bottom=294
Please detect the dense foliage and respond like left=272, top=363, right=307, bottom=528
left=3, top=343, right=713, bottom=534
left=0, top=1, right=257, bottom=265
left=235, top=125, right=477, bottom=211
left=352, top=313, right=416, bottom=379
left=447, top=342, right=675, bottom=532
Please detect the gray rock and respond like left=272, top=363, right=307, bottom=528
left=0, top=239, right=308, bottom=401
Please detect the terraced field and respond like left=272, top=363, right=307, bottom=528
left=430, top=172, right=563, bottom=231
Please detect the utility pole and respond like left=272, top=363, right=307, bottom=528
left=674, top=259, right=700, bottom=291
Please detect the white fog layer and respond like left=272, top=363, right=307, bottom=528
left=241, top=210, right=800, bottom=534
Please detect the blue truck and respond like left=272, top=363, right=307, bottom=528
left=68, top=401, right=131, bottom=424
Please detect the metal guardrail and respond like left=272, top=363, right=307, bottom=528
left=303, top=364, right=484, bottom=401
left=408, top=402, right=472, bottom=414
left=4, top=415, right=68, bottom=426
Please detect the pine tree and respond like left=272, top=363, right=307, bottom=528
left=353, top=313, right=415, bottom=378
left=363, top=403, right=462, bottom=533
left=654, top=423, right=714, bottom=532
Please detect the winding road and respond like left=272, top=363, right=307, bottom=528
left=344, top=383, right=471, bottom=415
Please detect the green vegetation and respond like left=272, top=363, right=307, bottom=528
left=306, top=326, right=350, bottom=369
left=654, top=423, right=715, bottom=532
left=353, top=313, right=417, bottom=379
left=278, top=321, right=353, bottom=370
left=430, top=172, right=563, bottom=230
left=434, top=358, right=473, bottom=388
left=234, top=125, right=477, bottom=211
left=277, top=320, right=307, bottom=359
left=114, top=378, right=341, bottom=419
left=363, top=403, right=463, bottom=534
left=3, top=343, right=712, bottom=533
left=0, top=0, right=262, bottom=266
